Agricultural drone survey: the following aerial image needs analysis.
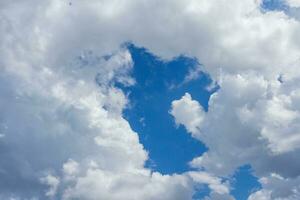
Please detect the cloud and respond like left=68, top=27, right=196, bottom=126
left=286, top=0, right=300, bottom=8
left=60, top=164, right=232, bottom=200
left=0, top=42, right=211, bottom=199
left=188, top=171, right=230, bottom=195
left=171, top=72, right=300, bottom=199
left=170, top=93, right=205, bottom=134
left=40, top=175, right=60, bottom=198
left=0, top=33, right=228, bottom=199
left=61, top=165, right=195, bottom=200
left=2, top=0, right=300, bottom=79
left=248, top=173, right=300, bottom=200
left=0, top=48, right=147, bottom=198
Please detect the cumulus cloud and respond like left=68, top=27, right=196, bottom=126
left=0, top=41, right=212, bottom=199
left=170, top=93, right=205, bottom=134
left=172, top=72, right=300, bottom=199
left=0, top=10, right=229, bottom=198
left=60, top=164, right=231, bottom=200
left=0, top=48, right=146, bottom=198
left=61, top=166, right=194, bottom=200
left=2, top=0, right=299, bottom=78
left=248, top=173, right=300, bottom=200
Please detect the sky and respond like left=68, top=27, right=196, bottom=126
left=1, top=0, right=300, bottom=200
left=123, top=44, right=260, bottom=200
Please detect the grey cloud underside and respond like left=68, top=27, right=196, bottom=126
left=1, top=0, right=300, bottom=199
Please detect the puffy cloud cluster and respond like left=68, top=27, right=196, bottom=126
left=2, top=0, right=299, bottom=78
left=58, top=161, right=195, bottom=200
left=0, top=3, right=230, bottom=198
left=0, top=41, right=231, bottom=199
left=171, top=72, right=300, bottom=199
left=1, top=0, right=300, bottom=199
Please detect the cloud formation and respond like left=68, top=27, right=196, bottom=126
left=0, top=22, right=229, bottom=200
left=171, top=72, right=300, bottom=199
left=1, top=0, right=300, bottom=199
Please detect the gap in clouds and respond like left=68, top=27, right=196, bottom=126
left=120, top=43, right=210, bottom=175
left=261, top=0, right=300, bottom=20
left=120, top=44, right=262, bottom=200
left=231, top=165, right=261, bottom=200
left=261, top=0, right=288, bottom=11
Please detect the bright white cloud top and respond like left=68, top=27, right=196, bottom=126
left=1, top=0, right=300, bottom=199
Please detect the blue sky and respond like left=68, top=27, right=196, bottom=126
left=123, top=44, right=211, bottom=174
left=261, top=0, right=288, bottom=11
left=122, top=44, right=261, bottom=200
left=262, top=0, right=300, bottom=19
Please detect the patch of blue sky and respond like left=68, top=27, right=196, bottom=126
left=120, top=44, right=261, bottom=199
left=261, top=0, right=288, bottom=11
left=261, top=0, right=300, bottom=20
left=121, top=44, right=212, bottom=174
left=231, top=165, right=262, bottom=200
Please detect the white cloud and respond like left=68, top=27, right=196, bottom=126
left=63, top=159, right=79, bottom=179
left=60, top=163, right=231, bottom=200
left=0, top=46, right=152, bottom=198
left=248, top=190, right=272, bottom=200
left=172, top=72, right=300, bottom=199
left=40, top=175, right=60, bottom=197
left=0, top=33, right=224, bottom=199
left=204, top=192, right=235, bottom=200
left=170, top=93, right=205, bottom=134
left=248, top=173, right=300, bottom=200
left=188, top=171, right=230, bottom=195
left=62, top=167, right=194, bottom=200
left=2, top=0, right=300, bottom=79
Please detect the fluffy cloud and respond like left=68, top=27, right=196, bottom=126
left=60, top=162, right=231, bottom=200
left=61, top=164, right=195, bottom=200
left=2, top=0, right=300, bottom=79
left=0, top=20, right=230, bottom=199
left=1, top=41, right=215, bottom=199
left=248, top=173, right=300, bottom=200
left=170, top=93, right=205, bottom=134
left=0, top=48, right=145, bottom=198
left=171, top=72, right=300, bottom=199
